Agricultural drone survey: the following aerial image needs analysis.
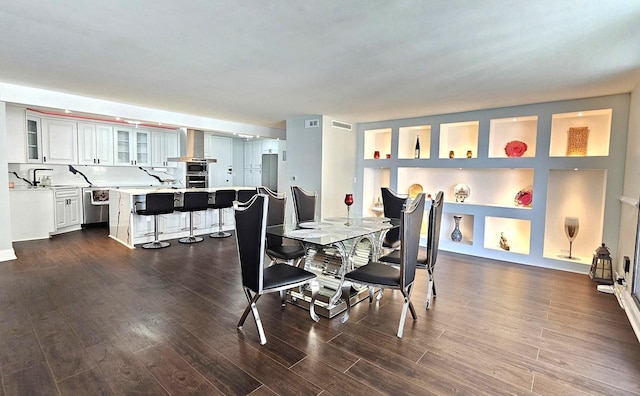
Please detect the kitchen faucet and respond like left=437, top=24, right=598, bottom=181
left=33, top=168, right=53, bottom=186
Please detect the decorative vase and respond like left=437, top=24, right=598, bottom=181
left=451, top=215, right=462, bottom=242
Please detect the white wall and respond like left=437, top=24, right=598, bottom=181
left=320, top=115, right=356, bottom=218
left=0, top=102, right=17, bottom=261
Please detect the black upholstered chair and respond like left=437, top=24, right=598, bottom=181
left=379, top=191, right=444, bottom=309
left=381, top=187, right=408, bottom=249
left=291, top=185, right=317, bottom=225
left=175, top=191, right=210, bottom=244
left=235, top=194, right=320, bottom=345
left=258, top=186, right=307, bottom=267
left=209, top=189, right=237, bottom=238
left=237, top=188, right=258, bottom=203
left=135, top=193, right=175, bottom=249
left=340, top=193, right=426, bottom=338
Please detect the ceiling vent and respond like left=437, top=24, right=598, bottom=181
left=332, top=120, right=352, bottom=131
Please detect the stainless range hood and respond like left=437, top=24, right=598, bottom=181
left=168, top=128, right=217, bottom=163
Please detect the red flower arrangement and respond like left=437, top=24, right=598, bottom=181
left=504, top=140, right=528, bottom=157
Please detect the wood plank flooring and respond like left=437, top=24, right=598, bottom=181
left=1, top=226, right=639, bottom=395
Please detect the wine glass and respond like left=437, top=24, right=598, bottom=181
left=344, top=193, right=354, bottom=226
left=564, top=217, right=579, bottom=259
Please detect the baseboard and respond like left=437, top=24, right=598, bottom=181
left=0, top=248, right=17, bottom=262
left=616, top=284, right=640, bottom=343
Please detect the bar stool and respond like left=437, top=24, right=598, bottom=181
left=237, top=188, right=258, bottom=203
left=209, top=189, right=236, bottom=238
left=175, top=191, right=210, bottom=244
left=136, top=193, right=175, bottom=249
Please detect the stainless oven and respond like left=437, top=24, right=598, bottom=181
left=186, top=161, right=208, bottom=188
left=82, top=187, right=110, bottom=226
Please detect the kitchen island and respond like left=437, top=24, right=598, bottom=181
left=109, top=187, right=254, bottom=249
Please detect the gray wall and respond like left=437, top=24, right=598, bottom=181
left=0, top=102, right=16, bottom=260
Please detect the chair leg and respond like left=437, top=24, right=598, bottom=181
left=397, top=284, right=417, bottom=339
left=339, top=281, right=352, bottom=324
left=180, top=211, right=204, bottom=244
left=237, top=288, right=267, bottom=345
left=425, top=272, right=435, bottom=309
left=279, top=290, right=286, bottom=307
left=142, top=214, right=170, bottom=249
left=210, top=208, right=232, bottom=238
left=309, top=279, right=320, bottom=322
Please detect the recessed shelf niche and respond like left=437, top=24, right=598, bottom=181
left=439, top=121, right=479, bottom=159
left=362, top=167, right=391, bottom=217
left=488, top=116, right=538, bottom=158
left=399, top=125, right=431, bottom=159
left=397, top=167, right=534, bottom=208
left=363, top=128, right=392, bottom=159
left=440, top=213, right=474, bottom=246
left=549, top=109, right=611, bottom=157
left=543, top=169, right=606, bottom=265
left=484, top=216, right=531, bottom=255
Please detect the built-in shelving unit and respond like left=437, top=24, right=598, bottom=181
left=356, top=94, right=629, bottom=272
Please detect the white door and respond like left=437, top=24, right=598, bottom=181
left=209, top=136, right=233, bottom=187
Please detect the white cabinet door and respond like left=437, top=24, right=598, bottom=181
left=113, top=127, right=150, bottom=166
left=6, top=106, right=27, bottom=163
left=209, top=136, right=233, bottom=187
left=151, top=131, right=179, bottom=168
left=78, top=123, right=97, bottom=165
left=54, top=188, right=81, bottom=230
left=95, top=125, right=114, bottom=165
left=25, top=116, right=42, bottom=163
left=244, top=140, right=263, bottom=169
left=114, top=127, right=133, bottom=165
left=262, top=139, right=278, bottom=154
left=135, top=130, right=151, bottom=167
left=42, top=118, right=77, bottom=164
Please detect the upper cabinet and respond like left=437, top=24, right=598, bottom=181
left=41, top=118, right=78, bottom=164
left=78, top=123, right=114, bottom=165
left=151, top=130, right=179, bottom=168
left=114, top=127, right=151, bottom=166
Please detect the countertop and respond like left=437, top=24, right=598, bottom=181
left=115, top=186, right=255, bottom=195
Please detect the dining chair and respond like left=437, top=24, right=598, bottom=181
left=340, top=193, right=426, bottom=338
left=380, top=187, right=408, bottom=249
left=258, top=186, right=307, bottom=267
left=235, top=194, right=320, bottom=345
left=379, top=191, right=444, bottom=309
left=291, top=185, right=317, bottom=224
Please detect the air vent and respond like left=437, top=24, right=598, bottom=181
left=332, top=120, right=352, bottom=131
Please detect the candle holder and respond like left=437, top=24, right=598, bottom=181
left=344, top=193, right=354, bottom=226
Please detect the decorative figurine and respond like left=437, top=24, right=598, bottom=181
left=499, top=232, right=510, bottom=251
left=453, top=183, right=470, bottom=202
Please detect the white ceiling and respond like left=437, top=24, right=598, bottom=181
left=1, top=1, right=639, bottom=129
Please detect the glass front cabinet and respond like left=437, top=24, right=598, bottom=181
left=357, top=94, right=630, bottom=272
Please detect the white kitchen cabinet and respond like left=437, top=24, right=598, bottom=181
left=243, top=168, right=262, bottom=187
left=243, top=139, right=263, bottom=169
left=262, top=138, right=278, bottom=154
left=78, top=123, right=114, bottom=165
left=54, top=188, right=81, bottom=232
left=41, top=118, right=78, bottom=164
left=6, top=106, right=28, bottom=163
left=114, top=127, right=151, bottom=166
left=151, top=130, right=179, bottom=168
left=9, top=189, right=55, bottom=241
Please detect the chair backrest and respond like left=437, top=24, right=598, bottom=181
left=237, top=188, right=258, bottom=203
left=181, top=191, right=209, bottom=211
left=264, top=190, right=286, bottom=249
left=291, top=185, right=317, bottom=224
left=214, top=189, right=237, bottom=207
left=426, top=191, right=444, bottom=268
left=399, top=193, right=426, bottom=288
left=381, top=187, right=408, bottom=245
left=143, top=193, right=175, bottom=215
left=234, top=194, right=268, bottom=293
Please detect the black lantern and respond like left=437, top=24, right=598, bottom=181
left=589, top=243, right=614, bottom=285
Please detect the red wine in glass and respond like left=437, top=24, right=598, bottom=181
left=344, top=194, right=354, bottom=225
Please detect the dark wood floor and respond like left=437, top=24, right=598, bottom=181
left=1, top=227, right=639, bottom=395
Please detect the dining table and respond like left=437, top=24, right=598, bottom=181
left=266, top=216, right=400, bottom=318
